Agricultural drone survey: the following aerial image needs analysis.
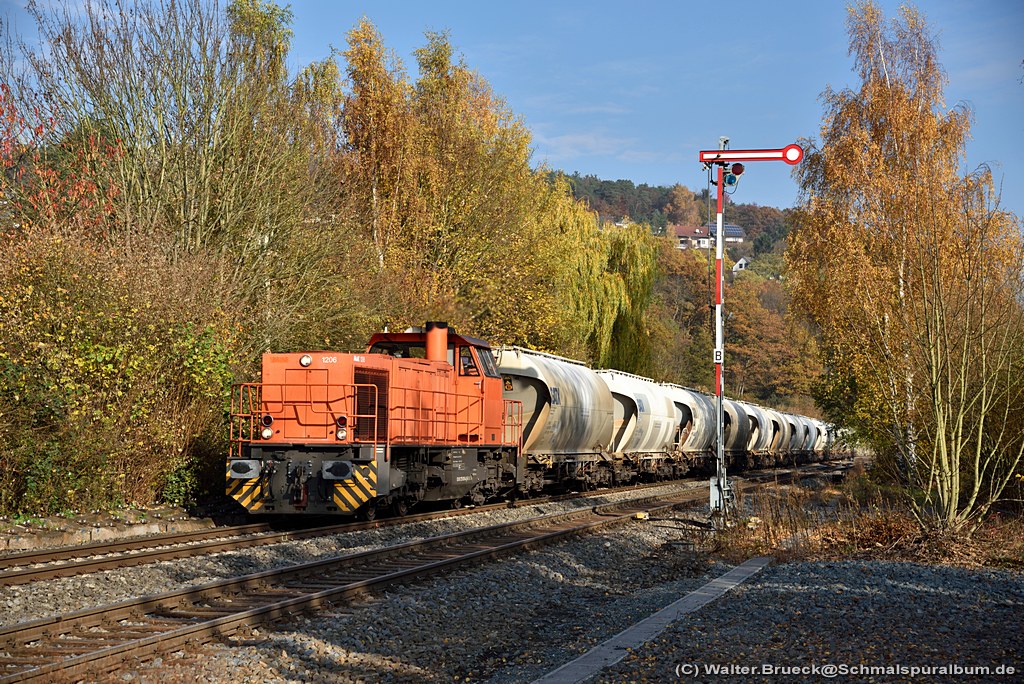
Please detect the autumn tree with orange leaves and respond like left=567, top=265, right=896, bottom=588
left=788, top=1, right=1024, bottom=533
left=0, top=2, right=659, bottom=515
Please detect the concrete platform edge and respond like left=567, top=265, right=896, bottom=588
left=531, top=555, right=774, bottom=684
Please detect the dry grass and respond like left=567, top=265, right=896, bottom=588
left=712, top=466, right=1024, bottom=569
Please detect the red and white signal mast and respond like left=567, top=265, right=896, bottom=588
left=698, top=138, right=803, bottom=516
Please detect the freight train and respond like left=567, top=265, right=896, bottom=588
left=227, top=322, right=832, bottom=518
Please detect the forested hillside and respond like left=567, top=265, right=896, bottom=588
left=0, top=0, right=819, bottom=515
left=564, top=173, right=794, bottom=256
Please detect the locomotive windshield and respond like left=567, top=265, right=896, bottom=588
left=478, top=348, right=500, bottom=378
left=457, top=346, right=501, bottom=378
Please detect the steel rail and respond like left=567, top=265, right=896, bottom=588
left=0, top=492, right=697, bottom=683
left=0, top=462, right=852, bottom=682
left=0, top=479, right=699, bottom=586
left=0, top=462, right=850, bottom=586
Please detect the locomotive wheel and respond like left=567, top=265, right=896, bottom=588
left=392, top=497, right=409, bottom=517
left=361, top=502, right=378, bottom=522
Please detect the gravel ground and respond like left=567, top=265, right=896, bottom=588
left=598, top=560, right=1024, bottom=683
left=112, top=512, right=721, bottom=683
left=104, top=527, right=1024, bottom=684
left=0, top=482, right=700, bottom=628
left=8, top=474, right=1022, bottom=683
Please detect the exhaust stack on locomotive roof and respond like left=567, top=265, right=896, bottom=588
left=425, top=321, right=449, bottom=363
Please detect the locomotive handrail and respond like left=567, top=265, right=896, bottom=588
left=229, top=382, right=382, bottom=449
left=503, top=399, right=524, bottom=452
left=231, top=380, right=521, bottom=451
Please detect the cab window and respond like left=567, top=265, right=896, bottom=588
left=478, top=348, right=500, bottom=378
left=368, top=342, right=426, bottom=359
left=458, top=347, right=479, bottom=376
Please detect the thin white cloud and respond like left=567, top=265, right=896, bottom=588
left=523, top=92, right=632, bottom=116
left=533, top=128, right=687, bottom=169
left=534, top=130, right=639, bottom=159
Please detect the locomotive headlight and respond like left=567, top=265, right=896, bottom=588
left=336, top=427, right=348, bottom=441
left=299, top=354, right=312, bottom=367
left=261, top=426, right=274, bottom=440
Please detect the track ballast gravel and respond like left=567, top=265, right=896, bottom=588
left=0, top=483, right=700, bottom=628
left=117, top=511, right=720, bottom=683
left=110, top=532, right=1024, bottom=684
left=597, top=560, right=1024, bottom=683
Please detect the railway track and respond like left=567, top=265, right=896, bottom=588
left=0, top=461, right=851, bottom=682
left=0, top=462, right=847, bottom=679
left=0, top=489, right=701, bottom=683
left=0, top=479, right=692, bottom=587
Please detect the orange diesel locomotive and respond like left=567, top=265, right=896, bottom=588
left=228, top=322, right=523, bottom=518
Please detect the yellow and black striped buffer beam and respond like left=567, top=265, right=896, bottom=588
left=332, top=461, right=378, bottom=513
left=226, top=471, right=265, bottom=512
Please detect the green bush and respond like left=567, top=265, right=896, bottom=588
left=0, top=231, right=239, bottom=515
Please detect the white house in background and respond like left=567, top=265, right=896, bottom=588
left=733, top=257, right=750, bottom=273
left=672, top=223, right=747, bottom=250
left=671, top=224, right=711, bottom=250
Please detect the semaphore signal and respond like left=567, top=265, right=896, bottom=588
left=698, top=138, right=803, bottom=519
left=699, top=143, right=804, bottom=165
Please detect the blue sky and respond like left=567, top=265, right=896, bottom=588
left=283, top=0, right=1023, bottom=216
left=3, top=0, right=1022, bottom=216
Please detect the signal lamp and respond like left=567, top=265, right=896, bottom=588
left=336, top=427, right=348, bottom=441
left=261, top=414, right=274, bottom=427
left=260, top=427, right=274, bottom=440
left=335, top=415, right=348, bottom=428
left=299, top=354, right=313, bottom=367
left=724, top=162, right=745, bottom=187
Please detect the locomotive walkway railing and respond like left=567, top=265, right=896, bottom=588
left=230, top=381, right=523, bottom=459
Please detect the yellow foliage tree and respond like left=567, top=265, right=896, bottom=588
left=787, top=1, right=1024, bottom=532
left=335, top=24, right=659, bottom=364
